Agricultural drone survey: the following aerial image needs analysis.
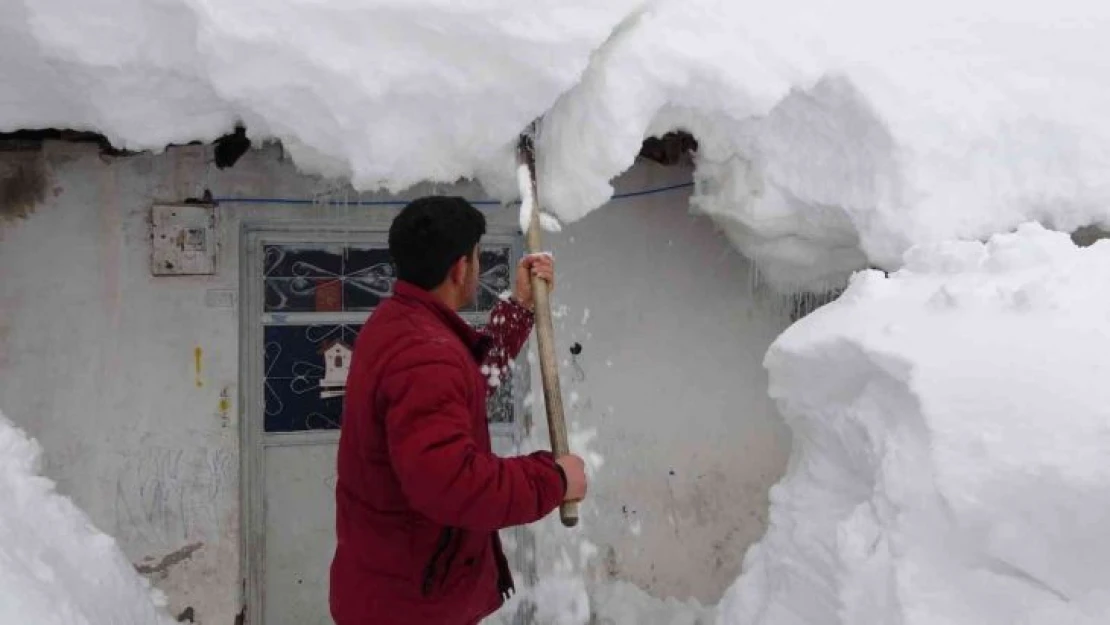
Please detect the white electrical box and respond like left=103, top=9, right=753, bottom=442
left=151, top=203, right=217, bottom=275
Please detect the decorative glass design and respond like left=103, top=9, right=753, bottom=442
left=264, top=245, right=394, bottom=312
left=487, top=375, right=515, bottom=424
left=473, top=321, right=517, bottom=425
left=260, top=243, right=518, bottom=433
left=263, top=324, right=360, bottom=432
left=463, top=247, right=513, bottom=313
left=264, top=244, right=512, bottom=314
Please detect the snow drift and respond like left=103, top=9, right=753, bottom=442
left=718, top=223, right=1110, bottom=624
left=538, top=0, right=1110, bottom=290
left=0, top=0, right=642, bottom=194
left=0, top=410, right=174, bottom=625
left=5, top=1, right=1110, bottom=290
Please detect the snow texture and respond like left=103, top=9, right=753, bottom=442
left=538, top=0, right=1110, bottom=291
left=516, top=161, right=562, bottom=234
left=0, top=0, right=643, bottom=195
left=0, top=410, right=175, bottom=625
left=718, top=223, right=1110, bottom=625
left=591, top=582, right=711, bottom=625
left=517, top=163, right=537, bottom=235
left=5, top=1, right=1110, bottom=290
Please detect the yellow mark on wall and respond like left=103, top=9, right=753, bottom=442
left=218, top=387, right=231, bottom=427
left=194, top=346, right=204, bottom=388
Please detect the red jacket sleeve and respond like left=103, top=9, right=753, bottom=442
left=481, top=298, right=534, bottom=394
left=381, top=347, right=564, bottom=531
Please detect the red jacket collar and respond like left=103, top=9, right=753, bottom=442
left=390, top=280, right=491, bottom=360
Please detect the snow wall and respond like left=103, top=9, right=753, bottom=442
left=5, top=0, right=1110, bottom=292
left=0, top=410, right=175, bottom=625
left=720, top=223, right=1110, bottom=625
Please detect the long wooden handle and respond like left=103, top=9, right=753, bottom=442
left=518, top=133, right=578, bottom=528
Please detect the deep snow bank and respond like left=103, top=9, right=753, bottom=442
left=0, top=410, right=174, bottom=625
left=717, top=223, right=1110, bottom=624
left=539, top=0, right=1110, bottom=290
left=6, top=1, right=1110, bottom=291
left=0, top=0, right=642, bottom=192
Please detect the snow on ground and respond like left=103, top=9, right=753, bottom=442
left=590, top=582, right=711, bottom=625
left=0, top=410, right=175, bottom=625
left=719, top=223, right=1110, bottom=624
left=5, top=1, right=1110, bottom=290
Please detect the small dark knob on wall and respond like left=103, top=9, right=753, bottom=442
left=570, top=342, right=582, bottom=355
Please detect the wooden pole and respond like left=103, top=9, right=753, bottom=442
left=517, top=131, right=578, bottom=528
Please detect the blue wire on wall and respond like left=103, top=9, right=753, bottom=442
left=213, top=181, right=694, bottom=207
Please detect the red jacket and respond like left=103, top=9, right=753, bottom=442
left=330, top=280, right=566, bottom=625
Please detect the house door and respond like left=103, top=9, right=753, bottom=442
left=241, top=226, right=533, bottom=624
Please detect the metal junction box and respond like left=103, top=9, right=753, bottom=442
left=150, top=203, right=217, bottom=275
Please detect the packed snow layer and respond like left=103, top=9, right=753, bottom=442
left=0, top=0, right=643, bottom=192
left=717, top=223, right=1110, bottom=624
left=6, top=1, right=1110, bottom=290
left=0, top=410, right=175, bottom=625
left=538, top=0, right=1110, bottom=290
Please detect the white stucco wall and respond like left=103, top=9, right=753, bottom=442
left=0, top=141, right=245, bottom=621
left=530, top=164, right=792, bottom=605
left=0, top=139, right=790, bottom=622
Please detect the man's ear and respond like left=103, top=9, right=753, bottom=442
left=447, top=255, right=468, bottom=286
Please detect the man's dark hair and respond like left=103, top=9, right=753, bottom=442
left=388, top=196, right=487, bottom=290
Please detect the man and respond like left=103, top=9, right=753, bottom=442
left=330, top=196, right=588, bottom=625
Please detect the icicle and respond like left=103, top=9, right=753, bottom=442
left=746, top=261, right=848, bottom=321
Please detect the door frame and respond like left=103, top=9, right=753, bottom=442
left=238, top=218, right=531, bottom=624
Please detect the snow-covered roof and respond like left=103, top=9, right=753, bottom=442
left=5, top=1, right=1109, bottom=291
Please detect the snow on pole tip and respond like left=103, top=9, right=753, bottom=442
left=516, top=161, right=563, bottom=234
left=539, top=212, right=563, bottom=233
left=516, top=162, right=535, bottom=235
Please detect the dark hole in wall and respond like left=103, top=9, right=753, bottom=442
left=0, top=153, right=47, bottom=221
left=1, top=126, right=696, bottom=179
left=638, top=130, right=698, bottom=166
left=0, top=126, right=247, bottom=166
left=1071, top=224, right=1110, bottom=248
left=0, top=128, right=140, bottom=157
